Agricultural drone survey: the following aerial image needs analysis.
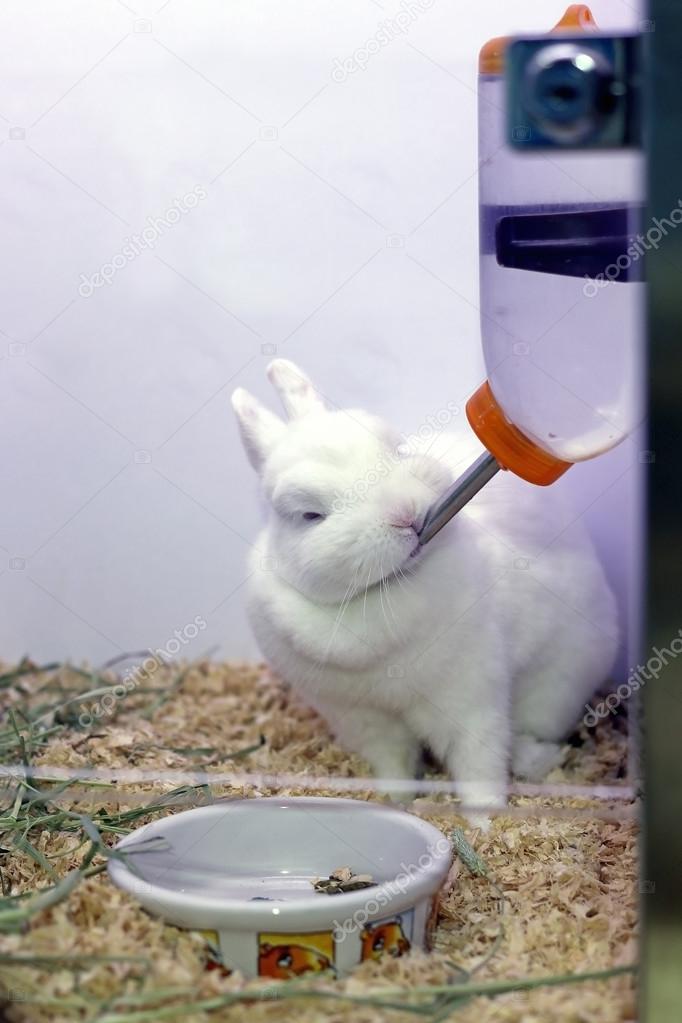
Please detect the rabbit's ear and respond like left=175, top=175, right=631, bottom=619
left=231, top=388, right=285, bottom=472
left=266, top=359, right=325, bottom=419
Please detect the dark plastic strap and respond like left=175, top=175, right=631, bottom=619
left=487, top=204, right=644, bottom=281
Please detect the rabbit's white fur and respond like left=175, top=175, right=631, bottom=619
left=232, top=360, right=619, bottom=819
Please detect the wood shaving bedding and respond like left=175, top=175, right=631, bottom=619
left=0, top=660, right=637, bottom=1022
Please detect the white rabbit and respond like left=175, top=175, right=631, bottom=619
left=232, top=359, right=619, bottom=821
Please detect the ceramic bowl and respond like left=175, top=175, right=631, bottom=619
left=108, top=796, right=452, bottom=978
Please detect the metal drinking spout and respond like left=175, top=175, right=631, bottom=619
left=417, top=451, right=500, bottom=545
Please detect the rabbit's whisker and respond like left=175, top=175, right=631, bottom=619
left=362, top=559, right=374, bottom=627
left=381, top=560, right=401, bottom=629
left=321, top=566, right=362, bottom=666
left=378, top=555, right=399, bottom=638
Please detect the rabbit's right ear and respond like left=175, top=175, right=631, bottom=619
left=231, top=388, right=285, bottom=473
left=266, top=359, right=325, bottom=419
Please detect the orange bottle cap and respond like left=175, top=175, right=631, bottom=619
left=466, top=381, right=572, bottom=486
left=479, top=5, right=597, bottom=76
left=551, top=4, right=597, bottom=31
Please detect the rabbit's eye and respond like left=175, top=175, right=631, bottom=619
left=302, top=511, right=325, bottom=523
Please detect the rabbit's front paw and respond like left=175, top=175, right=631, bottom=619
left=458, top=784, right=506, bottom=833
left=370, top=773, right=420, bottom=806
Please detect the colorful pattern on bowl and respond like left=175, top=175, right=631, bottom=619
left=199, top=901, right=430, bottom=977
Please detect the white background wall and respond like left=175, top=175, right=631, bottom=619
left=0, top=0, right=644, bottom=673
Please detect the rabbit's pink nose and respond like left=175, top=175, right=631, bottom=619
left=389, top=511, right=418, bottom=530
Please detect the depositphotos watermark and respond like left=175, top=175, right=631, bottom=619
left=78, top=616, right=207, bottom=727
left=332, top=836, right=450, bottom=942
left=583, top=627, right=682, bottom=725
left=332, top=399, right=460, bottom=513
left=583, top=199, right=682, bottom=297
left=331, top=0, right=435, bottom=82
left=77, top=185, right=208, bottom=297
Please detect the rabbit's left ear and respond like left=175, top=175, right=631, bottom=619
left=231, top=388, right=285, bottom=473
left=266, top=359, right=325, bottom=419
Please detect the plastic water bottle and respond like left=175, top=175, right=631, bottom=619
left=419, top=5, right=645, bottom=544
